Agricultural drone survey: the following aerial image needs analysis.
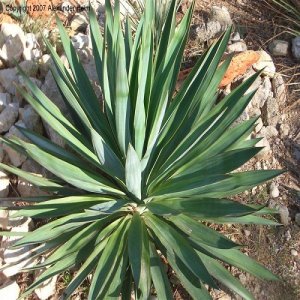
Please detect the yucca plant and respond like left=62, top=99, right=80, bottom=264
left=0, top=0, right=282, bottom=299
left=125, top=0, right=177, bottom=44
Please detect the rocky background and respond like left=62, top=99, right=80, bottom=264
left=0, top=0, right=299, bottom=299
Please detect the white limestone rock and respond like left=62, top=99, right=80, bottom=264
left=0, top=23, right=25, bottom=67
left=253, top=50, right=276, bottom=77
left=268, top=40, right=289, bottom=57
left=23, top=47, right=42, bottom=61
left=243, top=68, right=262, bottom=94
left=43, top=125, right=66, bottom=148
left=0, top=35, right=24, bottom=66
left=254, top=117, right=263, bottom=134
left=3, top=121, right=28, bottom=167
left=261, top=96, right=280, bottom=126
left=0, top=281, right=20, bottom=300
left=1, top=23, right=25, bottom=40
left=0, top=92, right=11, bottom=113
left=189, top=5, right=232, bottom=42
left=0, top=209, right=9, bottom=230
left=25, top=33, right=38, bottom=50
left=2, top=217, right=34, bottom=277
left=255, top=136, right=271, bottom=159
left=34, top=275, right=58, bottom=300
left=18, top=60, right=39, bottom=77
left=82, top=53, right=103, bottom=100
left=191, top=21, right=222, bottom=42
left=0, top=68, right=18, bottom=95
left=72, top=33, right=89, bottom=49
left=210, top=6, right=232, bottom=28
left=272, top=74, right=287, bottom=104
left=0, top=102, right=19, bottom=133
left=41, top=70, right=68, bottom=147
left=0, top=171, right=9, bottom=198
left=251, top=77, right=273, bottom=110
left=39, top=54, right=53, bottom=77
left=42, top=70, right=68, bottom=114
left=227, top=41, right=247, bottom=53
left=231, top=32, right=241, bottom=42
left=279, top=205, right=289, bottom=226
left=19, top=104, right=42, bottom=133
left=17, top=159, right=48, bottom=198
left=279, top=123, right=290, bottom=136
left=270, top=182, right=280, bottom=198
left=260, top=125, right=279, bottom=140
left=70, top=13, right=88, bottom=32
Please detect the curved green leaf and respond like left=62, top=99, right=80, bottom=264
left=144, top=213, right=217, bottom=288
left=128, top=213, right=151, bottom=299
left=125, top=145, right=142, bottom=199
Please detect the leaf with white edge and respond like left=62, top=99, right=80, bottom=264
left=12, top=196, right=125, bottom=218
left=144, top=213, right=217, bottom=288
left=0, top=163, right=67, bottom=194
left=147, top=197, right=259, bottom=218
left=115, top=26, right=131, bottom=156
left=91, top=128, right=125, bottom=181
left=88, top=217, right=130, bottom=299
left=88, top=200, right=128, bottom=214
left=209, top=214, right=280, bottom=225
left=195, top=244, right=280, bottom=281
left=149, top=242, right=173, bottom=300
left=168, top=214, right=239, bottom=249
left=151, top=234, right=212, bottom=300
left=15, top=139, right=123, bottom=196
left=128, top=213, right=151, bottom=299
left=19, top=242, right=93, bottom=300
left=125, top=144, right=142, bottom=199
left=61, top=238, right=108, bottom=300
left=198, top=252, right=255, bottom=300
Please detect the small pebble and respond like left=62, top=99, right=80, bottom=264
left=252, top=186, right=257, bottom=195
left=279, top=123, right=290, bottom=136
left=285, top=230, right=291, bottom=241
left=254, top=118, right=263, bottom=134
left=255, top=161, right=261, bottom=170
left=279, top=205, right=289, bottom=226
left=231, top=31, right=241, bottom=42
left=270, top=182, right=280, bottom=198
left=239, top=273, right=247, bottom=285
left=244, top=229, right=251, bottom=237
left=227, top=41, right=247, bottom=53
left=268, top=39, right=289, bottom=56
left=291, top=249, right=298, bottom=256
